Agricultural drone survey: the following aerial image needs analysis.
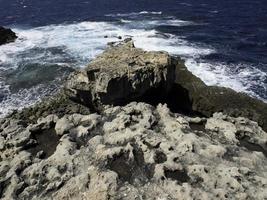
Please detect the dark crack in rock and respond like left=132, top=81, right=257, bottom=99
left=238, top=136, right=267, bottom=157
left=0, top=40, right=267, bottom=200
left=27, top=128, right=60, bottom=159
left=164, top=168, right=190, bottom=184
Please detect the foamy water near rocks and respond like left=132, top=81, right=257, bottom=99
left=0, top=39, right=267, bottom=199
left=65, top=40, right=175, bottom=110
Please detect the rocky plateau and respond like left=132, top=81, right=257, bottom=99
left=0, top=39, right=266, bottom=200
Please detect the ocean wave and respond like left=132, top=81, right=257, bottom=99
left=0, top=19, right=266, bottom=117
left=179, top=3, right=192, bottom=6
left=120, top=19, right=132, bottom=23
left=144, top=19, right=196, bottom=27
left=0, top=82, right=60, bottom=118
left=0, top=20, right=212, bottom=116
left=185, top=59, right=267, bottom=101
left=0, top=20, right=208, bottom=70
left=139, top=11, right=162, bottom=15
left=106, top=11, right=162, bottom=17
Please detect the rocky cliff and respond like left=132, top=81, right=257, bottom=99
left=1, top=40, right=267, bottom=200
left=65, top=40, right=175, bottom=111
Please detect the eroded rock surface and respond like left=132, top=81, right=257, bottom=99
left=2, top=39, right=267, bottom=200
left=0, top=26, right=17, bottom=45
left=174, top=58, right=267, bottom=131
left=0, top=102, right=266, bottom=200
left=8, top=40, right=267, bottom=132
left=65, top=40, right=176, bottom=110
left=64, top=40, right=267, bottom=131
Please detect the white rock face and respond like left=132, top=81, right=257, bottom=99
left=0, top=102, right=266, bottom=200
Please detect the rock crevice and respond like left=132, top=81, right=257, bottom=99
left=1, top=39, right=267, bottom=200
left=1, top=103, right=267, bottom=199
left=65, top=40, right=267, bottom=130
left=65, top=40, right=176, bottom=111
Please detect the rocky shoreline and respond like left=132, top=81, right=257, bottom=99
left=0, top=39, right=267, bottom=199
left=0, top=26, right=17, bottom=45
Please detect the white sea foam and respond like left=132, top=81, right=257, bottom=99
left=0, top=20, right=210, bottom=70
left=185, top=59, right=267, bottom=100
left=0, top=19, right=266, bottom=117
left=140, top=19, right=196, bottom=27
left=120, top=19, right=132, bottom=23
left=106, top=11, right=162, bottom=17
left=139, top=11, right=162, bottom=15
left=0, top=83, right=60, bottom=117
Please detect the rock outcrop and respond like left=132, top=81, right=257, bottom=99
left=64, top=40, right=267, bottom=131
left=174, top=58, right=267, bottom=131
left=0, top=102, right=266, bottom=199
left=0, top=26, right=17, bottom=45
left=65, top=40, right=175, bottom=111
left=1, top=39, right=267, bottom=199
left=8, top=40, right=267, bottom=131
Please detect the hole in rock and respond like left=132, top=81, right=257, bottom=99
left=27, top=128, right=60, bottom=159
left=238, top=136, right=267, bottom=157
left=142, top=140, right=161, bottom=149
left=154, top=151, right=167, bottom=164
left=222, top=147, right=240, bottom=161
left=94, top=80, right=204, bottom=117
left=132, top=84, right=203, bottom=116
left=107, top=146, right=154, bottom=185
left=191, top=176, right=204, bottom=187
left=0, top=178, right=10, bottom=198
left=189, top=121, right=206, bottom=132
left=164, top=168, right=190, bottom=184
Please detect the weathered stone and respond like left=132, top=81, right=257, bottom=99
left=65, top=39, right=176, bottom=110
left=7, top=92, right=91, bottom=125
left=174, top=58, right=267, bottom=131
left=6, top=40, right=267, bottom=133
left=0, top=136, right=5, bottom=150
left=0, top=40, right=267, bottom=200
left=55, top=116, right=74, bottom=136
left=0, top=102, right=267, bottom=199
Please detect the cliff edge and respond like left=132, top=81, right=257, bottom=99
left=1, top=40, right=266, bottom=200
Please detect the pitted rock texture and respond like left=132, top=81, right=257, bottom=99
left=174, top=58, right=267, bottom=131
left=7, top=40, right=267, bottom=133
left=0, top=102, right=266, bottom=200
left=65, top=40, right=176, bottom=110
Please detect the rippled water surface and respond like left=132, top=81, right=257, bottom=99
left=0, top=0, right=266, bottom=116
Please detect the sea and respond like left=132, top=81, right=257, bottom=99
left=0, top=0, right=266, bottom=117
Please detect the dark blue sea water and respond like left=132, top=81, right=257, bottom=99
left=0, top=0, right=266, bottom=116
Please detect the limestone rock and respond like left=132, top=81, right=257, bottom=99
left=65, top=39, right=176, bottom=110
left=174, top=58, right=267, bottom=131
left=1, top=39, right=267, bottom=200
left=0, top=102, right=266, bottom=199
left=7, top=40, right=267, bottom=133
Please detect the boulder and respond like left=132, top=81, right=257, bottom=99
left=64, top=40, right=267, bottom=131
left=0, top=26, right=17, bottom=45
left=65, top=39, right=176, bottom=111
left=6, top=40, right=267, bottom=132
